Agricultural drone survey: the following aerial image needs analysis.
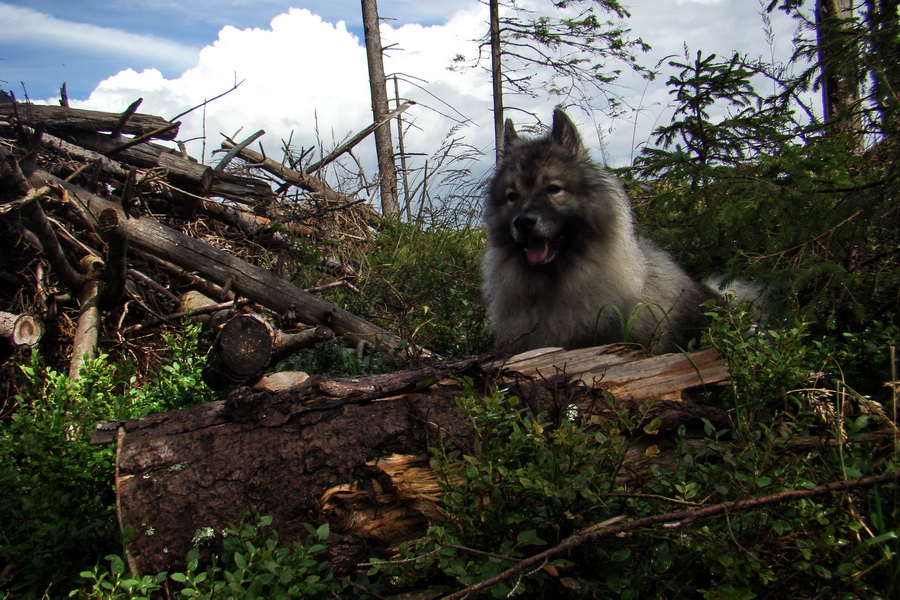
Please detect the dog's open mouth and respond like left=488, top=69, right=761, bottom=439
left=524, top=237, right=558, bottom=265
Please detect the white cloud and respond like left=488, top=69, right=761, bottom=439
left=0, top=2, right=198, bottom=70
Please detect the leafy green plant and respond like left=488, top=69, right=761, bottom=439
left=72, top=515, right=356, bottom=600
left=172, top=515, right=345, bottom=599
left=72, top=554, right=167, bottom=600
left=372, top=383, right=660, bottom=597
left=0, top=324, right=215, bottom=598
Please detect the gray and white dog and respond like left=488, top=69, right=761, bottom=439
left=481, top=109, right=720, bottom=354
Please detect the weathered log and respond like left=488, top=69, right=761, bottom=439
left=0, top=311, right=43, bottom=348
left=69, top=256, right=104, bottom=380
left=0, top=101, right=179, bottom=140
left=70, top=132, right=213, bottom=196
left=198, top=197, right=292, bottom=246
left=209, top=171, right=276, bottom=205
left=26, top=169, right=413, bottom=354
left=92, top=345, right=730, bottom=575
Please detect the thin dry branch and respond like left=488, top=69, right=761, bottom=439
left=439, top=471, right=900, bottom=600
left=305, top=101, right=415, bottom=174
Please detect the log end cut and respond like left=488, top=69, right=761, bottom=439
left=0, top=311, right=44, bottom=348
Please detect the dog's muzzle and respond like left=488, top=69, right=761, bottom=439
left=512, top=214, right=557, bottom=265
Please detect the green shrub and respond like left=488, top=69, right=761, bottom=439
left=72, top=515, right=352, bottom=600
left=369, top=312, right=898, bottom=598
left=0, top=324, right=215, bottom=598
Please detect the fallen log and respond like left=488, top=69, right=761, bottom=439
left=91, top=345, right=730, bottom=575
left=0, top=100, right=179, bottom=140
left=70, top=132, right=213, bottom=196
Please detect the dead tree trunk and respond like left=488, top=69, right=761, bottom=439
left=490, top=0, right=504, bottom=163
left=92, top=346, right=729, bottom=575
left=362, top=0, right=400, bottom=217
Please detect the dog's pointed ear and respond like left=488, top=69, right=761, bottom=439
left=503, top=118, right=519, bottom=150
left=551, top=109, right=586, bottom=157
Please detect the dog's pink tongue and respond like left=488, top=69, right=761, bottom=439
left=526, top=239, right=549, bottom=264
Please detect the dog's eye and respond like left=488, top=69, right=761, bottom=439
left=505, top=191, right=519, bottom=203
left=546, top=184, right=562, bottom=194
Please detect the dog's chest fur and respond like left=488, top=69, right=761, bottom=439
left=482, top=230, right=649, bottom=353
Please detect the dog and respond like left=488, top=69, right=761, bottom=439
left=481, top=109, right=720, bottom=354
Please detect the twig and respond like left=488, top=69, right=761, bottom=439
left=215, top=129, right=265, bottom=172
left=305, top=101, right=415, bottom=174
left=749, top=209, right=864, bottom=261
left=439, top=472, right=900, bottom=600
left=305, top=280, right=362, bottom=295
left=105, top=122, right=181, bottom=157
left=169, top=80, right=244, bottom=123
left=111, top=98, right=143, bottom=138
left=121, top=298, right=250, bottom=336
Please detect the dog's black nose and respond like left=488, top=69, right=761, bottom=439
left=513, top=214, right=537, bottom=233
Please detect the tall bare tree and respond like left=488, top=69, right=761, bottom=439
left=769, top=0, right=898, bottom=149
left=815, top=0, right=862, bottom=146
left=361, top=0, right=399, bottom=216
left=490, top=0, right=504, bottom=163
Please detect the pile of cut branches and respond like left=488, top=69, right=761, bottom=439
left=0, top=89, right=410, bottom=381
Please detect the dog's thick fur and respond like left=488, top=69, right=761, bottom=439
left=481, top=109, right=719, bottom=354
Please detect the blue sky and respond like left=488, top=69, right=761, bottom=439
left=0, top=0, right=811, bottom=200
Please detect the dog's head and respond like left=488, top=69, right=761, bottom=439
left=485, top=109, right=615, bottom=266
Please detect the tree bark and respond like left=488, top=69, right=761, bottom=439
left=815, top=0, right=863, bottom=147
left=361, top=0, right=399, bottom=217
left=92, top=345, right=729, bottom=575
left=0, top=101, right=179, bottom=140
left=490, top=0, right=504, bottom=163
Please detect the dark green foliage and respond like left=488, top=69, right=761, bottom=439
left=631, top=40, right=898, bottom=342
left=72, top=515, right=356, bottom=600
left=369, top=313, right=898, bottom=599
left=0, top=325, right=216, bottom=598
left=0, top=357, right=119, bottom=598
left=371, top=384, right=644, bottom=597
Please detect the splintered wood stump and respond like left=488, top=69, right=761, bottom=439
left=94, top=346, right=730, bottom=575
